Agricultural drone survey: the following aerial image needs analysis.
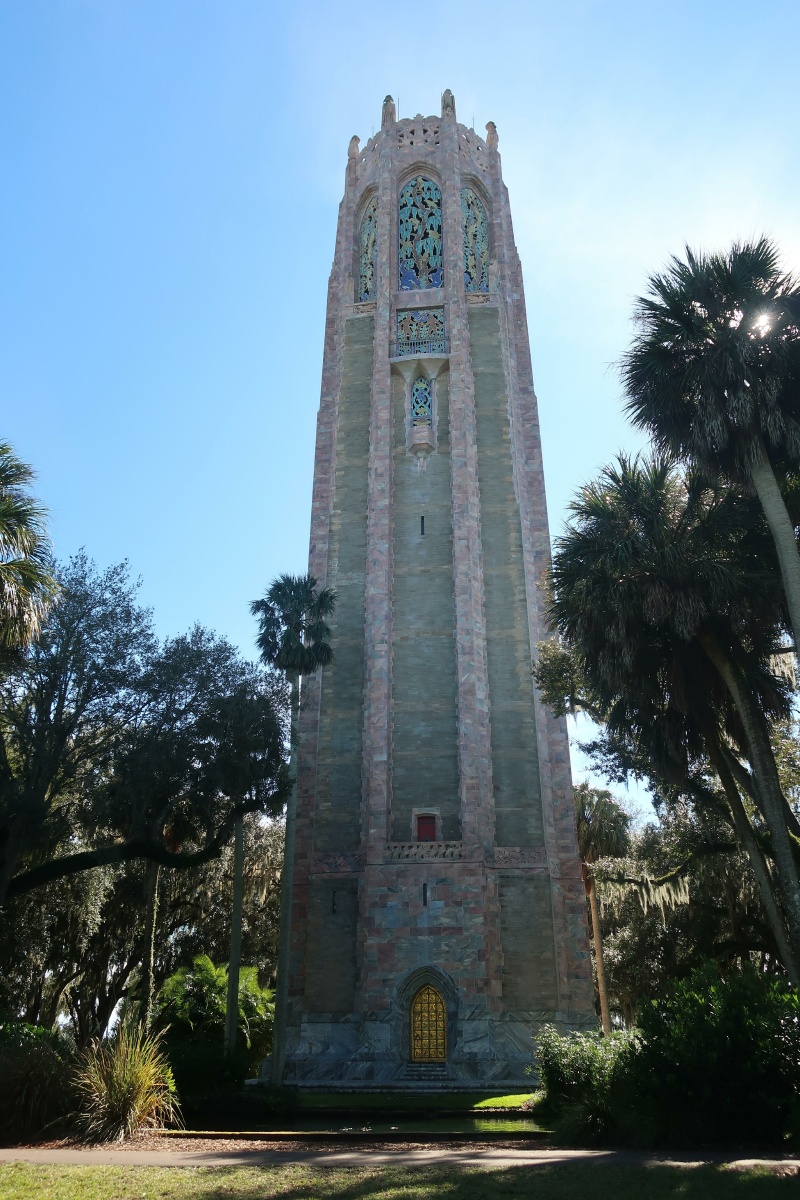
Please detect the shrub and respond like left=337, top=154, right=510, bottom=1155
left=535, top=1024, right=635, bottom=1143
left=0, top=1023, right=74, bottom=1141
left=536, top=965, right=800, bottom=1147
left=156, top=955, right=274, bottom=1097
left=536, top=1024, right=633, bottom=1106
left=621, top=964, right=800, bottom=1146
left=72, top=1024, right=181, bottom=1142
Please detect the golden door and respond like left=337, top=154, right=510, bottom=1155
left=410, top=985, right=446, bottom=1062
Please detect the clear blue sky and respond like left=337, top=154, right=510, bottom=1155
left=2, top=1, right=799, bottom=803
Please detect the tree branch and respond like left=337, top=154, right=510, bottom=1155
left=4, top=817, right=248, bottom=901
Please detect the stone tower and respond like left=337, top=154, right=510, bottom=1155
left=277, top=92, right=594, bottom=1090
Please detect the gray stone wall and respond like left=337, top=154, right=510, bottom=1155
left=390, top=372, right=460, bottom=842
left=312, top=314, right=373, bottom=855
left=499, top=875, right=559, bottom=1012
left=469, top=306, right=543, bottom=848
left=305, top=878, right=359, bottom=1014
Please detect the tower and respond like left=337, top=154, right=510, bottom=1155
left=279, top=92, right=594, bottom=1090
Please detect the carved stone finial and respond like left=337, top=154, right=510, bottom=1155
left=441, top=89, right=456, bottom=119
left=348, top=134, right=360, bottom=160
left=381, top=95, right=396, bottom=129
left=485, top=121, right=498, bottom=149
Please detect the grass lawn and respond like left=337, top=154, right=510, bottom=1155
left=291, top=1092, right=535, bottom=1112
left=0, top=1162, right=796, bottom=1200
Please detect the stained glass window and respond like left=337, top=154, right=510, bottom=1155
left=396, top=308, right=445, bottom=356
left=399, top=176, right=443, bottom=290
left=359, top=197, right=378, bottom=302
left=411, top=377, right=432, bottom=427
left=410, top=985, right=446, bottom=1062
left=461, top=187, right=489, bottom=293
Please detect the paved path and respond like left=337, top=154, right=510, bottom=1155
left=1, top=1146, right=798, bottom=1172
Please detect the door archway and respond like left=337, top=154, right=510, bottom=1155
left=410, top=984, right=447, bottom=1062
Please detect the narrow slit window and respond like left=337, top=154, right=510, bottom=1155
left=331, top=890, right=337, bottom=914
left=420, top=515, right=425, bottom=536
left=422, top=883, right=428, bottom=907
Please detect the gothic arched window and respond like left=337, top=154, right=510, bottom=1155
left=411, top=377, right=432, bottom=427
left=358, top=197, right=378, bottom=302
left=461, top=186, right=489, bottom=293
left=410, top=984, right=446, bottom=1061
left=399, top=176, right=443, bottom=290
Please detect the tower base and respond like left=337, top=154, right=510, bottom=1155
left=279, top=1005, right=595, bottom=1091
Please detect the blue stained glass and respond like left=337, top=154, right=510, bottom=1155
left=399, top=176, right=443, bottom=290
left=411, top=377, right=433, bottom=426
left=359, top=197, right=378, bottom=302
left=461, top=187, right=489, bottom=292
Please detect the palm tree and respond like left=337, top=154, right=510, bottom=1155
left=548, top=454, right=800, bottom=981
left=573, top=783, right=630, bottom=1033
left=0, top=442, right=57, bottom=653
left=250, top=573, right=335, bottom=1085
left=621, top=238, right=800, bottom=655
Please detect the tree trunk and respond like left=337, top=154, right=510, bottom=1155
left=224, top=815, right=245, bottom=1058
left=269, top=674, right=299, bottom=1087
left=750, top=438, right=800, bottom=656
left=587, top=873, right=612, bottom=1034
left=722, top=744, right=800, bottom=844
left=710, top=739, right=800, bottom=987
left=698, top=628, right=800, bottom=966
left=140, top=862, right=160, bottom=1031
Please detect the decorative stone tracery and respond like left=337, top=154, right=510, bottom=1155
left=461, top=186, right=489, bottom=293
left=398, top=176, right=443, bottom=290
left=411, top=377, right=433, bottom=426
left=396, top=307, right=446, bottom=356
left=358, top=197, right=378, bottom=302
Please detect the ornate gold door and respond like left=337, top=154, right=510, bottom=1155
left=410, top=985, right=446, bottom=1062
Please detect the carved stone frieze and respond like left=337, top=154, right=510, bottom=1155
left=311, top=851, right=365, bottom=875
left=384, top=841, right=464, bottom=861
left=492, top=846, right=548, bottom=869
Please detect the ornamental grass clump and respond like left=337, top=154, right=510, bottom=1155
left=73, top=1024, right=181, bottom=1143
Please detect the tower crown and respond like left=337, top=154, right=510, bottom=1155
left=353, top=91, right=494, bottom=182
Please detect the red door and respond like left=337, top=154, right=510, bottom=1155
left=417, top=815, right=436, bottom=842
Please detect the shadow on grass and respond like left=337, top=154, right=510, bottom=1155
left=187, top=1163, right=800, bottom=1200
left=5, top=1161, right=798, bottom=1200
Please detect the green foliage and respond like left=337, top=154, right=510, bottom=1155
left=0, top=1023, right=74, bottom=1140
left=0, top=440, right=58, bottom=654
left=157, top=955, right=228, bottom=1041
left=623, top=965, right=800, bottom=1146
left=535, top=1025, right=635, bottom=1141
left=597, top=798, right=783, bottom=1024
left=251, top=573, right=336, bottom=680
left=0, top=553, right=290, bottom=906
left=72, top=1024, right=181, bottom=1143
left=621, top=237, right=800, bottom=481
left=157, top=954, right=273, bottom=1054
left=156, top=955, right=274, bottom=1096
left=537, top=966, right=800, bottom=1147
left=536, top=1025, right=634, bottom=1106
left=573, top=783, right=631, bottom=864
